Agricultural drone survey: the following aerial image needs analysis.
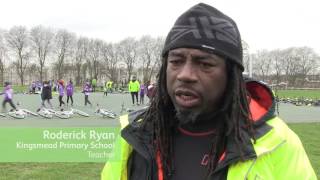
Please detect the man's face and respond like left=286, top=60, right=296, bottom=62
left=166, top=48, right=227, bottom=124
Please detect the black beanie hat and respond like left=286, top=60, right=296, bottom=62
left=162, top=3, right=244, bottom=71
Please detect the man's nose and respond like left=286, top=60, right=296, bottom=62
left=177, top=61, right=197, bottom=83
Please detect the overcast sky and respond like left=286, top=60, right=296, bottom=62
left=0, top=0, right=319, bottom=53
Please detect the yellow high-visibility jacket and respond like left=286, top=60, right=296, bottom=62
left=128, top=81, right=140, bottom=93
left=102, top=80, right=317, bottom=180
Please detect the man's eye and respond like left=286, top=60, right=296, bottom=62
left=169, top=60, right=183, bottom=65
left=200, top=62, right=214, bottom=68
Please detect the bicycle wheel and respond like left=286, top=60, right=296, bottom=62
left=72, top=109, right=90, bottom=117
left=8, top=111, right=25, bottom=119
left=54, top=112, right=70, bottom=119
left=21, top=109, right=38, bottom=116
left=38, top=111, right=53, bottom=119
left=47, top=109, right=57, bottom=113
left=103, top=112, right=117, bottom=119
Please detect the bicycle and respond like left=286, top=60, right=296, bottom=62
left=54, top=108, right=90, bottom=119
left=0, top=112, right=6, bottom=117
left=8, top=109, right=38, bottom=119
left=95, top=104, right=117, bottom=118
left=37, top=108, right=54, bottom=119
left=70, top=108, right=90, bottom=117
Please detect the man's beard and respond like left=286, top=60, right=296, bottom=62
left=175, top=108, right=202, bottom=125
left=175, top=106, right=221, bottom=126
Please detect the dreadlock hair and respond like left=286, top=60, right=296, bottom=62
left=140, top=56, right=255, bottom=180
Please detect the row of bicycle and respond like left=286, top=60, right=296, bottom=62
left=276, top=97, right=320, bottom=106
left=0, top=107, right=118, bottom=119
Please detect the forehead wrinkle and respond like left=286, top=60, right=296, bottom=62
left=168, top=51, right=186, bottom=58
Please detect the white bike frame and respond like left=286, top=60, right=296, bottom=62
left=95, top=108, right=117, bottom=118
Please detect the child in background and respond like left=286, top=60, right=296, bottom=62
left=1, top=82, right=17, bottom=112
left=103, top=81, right=108, bottom=96
left=83, top=82, right=92, bottom=106
left=147, top=82, right=156, bottom=102
left=139, top=83, right=146, bottom=105
left=53, top=80, right=59, bottom=92
left=38, top=80, right=53, bottom=110
left=31, top=81, right=36, bottom=94
left=66, top=80, right=74, bottom=106
left=58, top=79, right=65, bottom=108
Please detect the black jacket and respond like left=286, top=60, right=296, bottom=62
left=41, top=85, right=52, bottom=100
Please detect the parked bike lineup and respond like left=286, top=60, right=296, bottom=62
left=276, top=97, right=320, bottom=106
left=0, top=105, right=120, bottom=119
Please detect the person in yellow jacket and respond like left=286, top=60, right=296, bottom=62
left=104, top=81, right=108, bottom=96
left=102, top=3, right=317, bottom=180
left=128, top=76, right=140, bottom=105
left=108, top=80, right=113, bottom=93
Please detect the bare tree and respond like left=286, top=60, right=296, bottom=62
left=269, top=49, right=283, bottom=85
left=252, top=50, right=272, bottom=82
left=82, top=62, right=89, bottom=82
left=53, top=29, right=75, bottom=79
left=309, top=54, right=320, bottom=81
left=30, top=25, right=54, bottom=82
left=101, top=42, right=120, bottom=82
left=118, top=37, right=138, bottom=81
left=74, top=37, right=89, bottom=86
left=242, top=40, right=250, bottom=73
left=5, top=26, right=31, bottom=85
left=148, top=37, right=164, bottom=80
left=293, top=47, right=318, bottom=87
left=282, top=48, right=303, bottom=86
left=0, top=30, right=7, bottom=85
left=138, top=36, right=164, bottom=83
left=25, top=63, right=38, bottom=83
left=87, top=39, right=103, bottom=80
left=297, top=47, right=318, bottom=76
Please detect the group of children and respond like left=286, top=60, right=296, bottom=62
left=1, top=80, right=95, bottom=112
left=1, top=78, right=156, bottom=112
left=43, top=79, right=94, bottom=109
left=40, top=79, right=75, bottom=110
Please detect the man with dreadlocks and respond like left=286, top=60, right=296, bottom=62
left=102, top=3, right=316, bottom=180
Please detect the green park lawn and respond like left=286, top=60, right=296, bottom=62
left=0, top=122, right=318, bottom=179
left=289, top=122, right=320, bottom=177
left=276, top=89, right=320, bottom=99
left=0, top=162, right=105, bottom=180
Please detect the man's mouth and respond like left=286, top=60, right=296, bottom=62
left=175, top=89, right=200, bottom=108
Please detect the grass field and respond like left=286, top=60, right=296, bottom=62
left=0, top=122, right=318, bottom=179
left=276, top=89, right=320, bottom=99
left=289, top=122, right=320, bottom=177
left=0, top=162, right=105, bottom=180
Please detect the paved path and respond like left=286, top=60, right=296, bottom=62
left=277, top=103, right=320, bottom=123
left=0, top=93, right=319, bottom=127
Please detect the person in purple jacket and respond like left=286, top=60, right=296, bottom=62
left=83, top=81, right=92, bottom=106
left=139, top=83, right=146, bottom=105
left=58, top=79, right=65, bottom=108
left=1, top=82, right=17, bottom=112
left=66, top=80, right=74, bottom=106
